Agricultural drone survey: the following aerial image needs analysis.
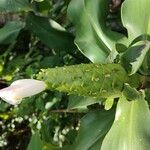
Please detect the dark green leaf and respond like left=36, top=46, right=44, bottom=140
left=26, top=13, right=76, bottom=51
left=69, top=109, right=115, bottom=150
left=140, top=50, right=150, bottom=75
left=123, top=84, right=140, bottom=101
left=121, top=41, right=150, bottom=75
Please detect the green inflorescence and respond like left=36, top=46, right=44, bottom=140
left=37, top=64, right=135, bottom=99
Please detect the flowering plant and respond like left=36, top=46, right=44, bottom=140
left=0, top=0, right=149, bottom=149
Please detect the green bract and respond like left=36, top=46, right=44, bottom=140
left=37, top=64, right=128, bottom=99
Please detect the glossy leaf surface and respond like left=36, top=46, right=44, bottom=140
left=68, top=0, right=126, bottom=63
left=101, top=94, right=150, bottom=150
left=121, top=41, right=150, bottom=75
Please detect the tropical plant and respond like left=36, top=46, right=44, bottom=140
left=0, top=0, right=150, bottom=149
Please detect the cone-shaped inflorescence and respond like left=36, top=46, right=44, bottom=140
left=37, top=64, right=129, bottom=99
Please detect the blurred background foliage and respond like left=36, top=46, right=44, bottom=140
left=0, top=0, right=125, bottom=149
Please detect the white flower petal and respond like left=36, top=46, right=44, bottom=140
left=0, top=79, right=46, bottom=105
left=0, top=86, right=22, bottom=105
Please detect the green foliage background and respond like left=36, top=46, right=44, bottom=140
left=0, top=0, right=149, bottom=150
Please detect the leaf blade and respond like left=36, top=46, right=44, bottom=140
left=101, top=94, right=150, bottom=150
left=26, top=13, right=76, bottom=51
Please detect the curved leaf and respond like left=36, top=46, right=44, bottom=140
left=121, top=41, right=150, bottom=75
left=68, top=0, right=127, bottom=63
left=26, top=13, right=76, bottom=51
left=101, top=94, right=150, bottom=150
left=121, top=0, right=150, bottom=41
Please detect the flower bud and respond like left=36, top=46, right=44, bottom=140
left=0, top=79, right=46, bottom=105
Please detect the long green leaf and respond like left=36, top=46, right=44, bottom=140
left=26, top=13, right=76, bottom=51
left=69, top=109, right=115, bottom=150
left=101, top=94, right=150, bottom=150
left=68, top=0, right=127, bottom=63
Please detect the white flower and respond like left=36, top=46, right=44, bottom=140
left=0, top=79, right=46, bottom=105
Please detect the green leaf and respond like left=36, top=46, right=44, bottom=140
left=121, top=0, right=150, bottom=41
left=140, top=50, right=150, bottom=75
left=121, top=41, right=150, bottom=75
left=42, top=143, right=59, bottom=150
left=101, top=94, right=150, bottom=150
left=69, top=109, right=115, bottom=150
left=68, top=95, right=102, bottom=109
left=0, top=0, right=31, bottom=12
left=104, top=97, right=114, bottom=110
left=37, top=64, right=128, bottom=99
left=26, top=13, right=76, bottom=51
left=27, top=132, right=58, bottom=150
left=68, top=0, right=127, bottom=63
left=123, top=84, right=141, bottom=101
left=33, top=0, right=51, bottom=15
left=27, top=132, right=43, bottom=150
left=0, top=102, right=9, bottom=112
left=0, top=21, right=25, bottom=44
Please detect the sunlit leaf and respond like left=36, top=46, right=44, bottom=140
left=121, top=0, right=150, bottom=41
left=68, top=0, right=127, bottom=63
left=101, top=94, right=150, bottom=150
